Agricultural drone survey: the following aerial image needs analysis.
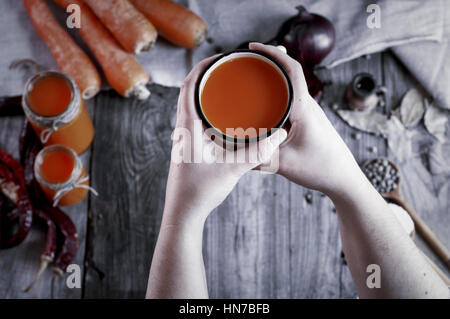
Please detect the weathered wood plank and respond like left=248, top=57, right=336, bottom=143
left=0, top=100, right=93, bottom=299
left=83, top=86, right=179, bottom=298
left=204, top=172, right=293, bottom=298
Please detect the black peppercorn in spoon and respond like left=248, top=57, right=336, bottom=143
left=363, top=157, right=450, bottom=272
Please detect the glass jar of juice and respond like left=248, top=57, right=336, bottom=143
left=34, top=145, right=97, bottom=206
left=22, top=71, right=94, bottom=154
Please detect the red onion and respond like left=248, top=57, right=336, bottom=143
left=280, top=6, right=335, bottom=67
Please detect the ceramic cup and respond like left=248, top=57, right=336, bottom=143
left=195, top=49, right=293, bottom=146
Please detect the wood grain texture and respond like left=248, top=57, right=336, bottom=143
left=0, top=100, right=94, bottom=299
left=83, top=85, right=178, bottom=298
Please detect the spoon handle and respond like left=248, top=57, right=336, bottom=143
left=419, top=250, right=450, bottom=285
left=395, top=198, right=450, bottom=270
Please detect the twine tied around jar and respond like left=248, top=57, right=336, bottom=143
left=40, top=118, right=71, bottom=144
left=53, top=174, right=98, bottom=207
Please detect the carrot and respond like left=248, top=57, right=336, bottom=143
left=23, top=0, right=101, bottom=100
left=130, top=0, right=207, bottom=49
left=53, top=0, right=151, bottom=99
left=83, top=0, right=157, bottom=55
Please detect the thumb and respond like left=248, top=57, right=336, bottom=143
left=256, top=128, right=288, bottom=165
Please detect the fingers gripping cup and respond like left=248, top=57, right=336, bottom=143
left=195, top=50, right=293, bottom=145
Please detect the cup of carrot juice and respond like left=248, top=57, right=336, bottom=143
left=34, top=145, right=96, bottom=206
left=22, top=71, right=94, bottom=155
left=196, top=50, right=293, bottom=145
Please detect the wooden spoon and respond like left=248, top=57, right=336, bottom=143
left=363, top=158, right=450, bottom=273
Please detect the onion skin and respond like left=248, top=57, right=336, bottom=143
left=281, top=6, right=335, bottom=67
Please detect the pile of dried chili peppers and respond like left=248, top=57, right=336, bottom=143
left=0, top=98, right=78, bottom=296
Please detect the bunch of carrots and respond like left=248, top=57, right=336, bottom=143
left=23, top=0, right=208, bottom=100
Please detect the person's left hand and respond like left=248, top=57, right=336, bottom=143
left=162, top=56, right=287, bottom=227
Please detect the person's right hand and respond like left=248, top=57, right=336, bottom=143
left=250, top=43, right=450, bottom=299
left=250, top=43, right=364, bottom=196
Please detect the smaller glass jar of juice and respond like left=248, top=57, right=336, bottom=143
left=34, top=145, right=97, bottom=206
left=22, top=71, right=94, bottom=154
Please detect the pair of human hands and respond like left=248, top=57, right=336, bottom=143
left=162, top=42, right=361, bottom=227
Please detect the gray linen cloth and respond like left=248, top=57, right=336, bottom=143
left=0, top=0, right=448, bottom=109
left=391, top=0, right=450, bottom=111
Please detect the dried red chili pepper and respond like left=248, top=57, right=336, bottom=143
left=28, top=179, right=78, bottom=298
left=19, top=122, right=78, bottom=296
left=0, top=194, right=4, bottom=246
left=44, top=201, right=78, bottom=273
left=17, top=122, right=58, bottom=292
left=0, top=165, right=57, bottom=292
left=19, top=121, right=40, bottom=185
left=34, top=208, right=57, bottom=261
left=6, top=207, right=20, bottom=220
left=0, top=193, right=18, bottom=247
left=0, top=163, right=18, bottom=246
left=23, top=207, right=57, bottom=292
left=0, top=163, right=19, bottom=204
left=0, top=150, right=33, bottom=249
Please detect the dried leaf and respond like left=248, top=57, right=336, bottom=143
left=424, top=100, right=449, bottom=142
left=337, top=109, right=385, bottom=135
left=337, top=109, right=412, bottom=162
left=391, top=106, right=401, bottom=120
left=428, top=142, right=450, bottom=175
left=378, top=115, right=413, bottom=163
left=399, top=89, right=425, bottom=128
left=438, top=181, right=450, bottom=204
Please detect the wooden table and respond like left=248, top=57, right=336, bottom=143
left=0, top=51, right=449, bottom=299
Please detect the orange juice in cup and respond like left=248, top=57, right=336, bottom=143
left=196, top=50, right=293, bottom=144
